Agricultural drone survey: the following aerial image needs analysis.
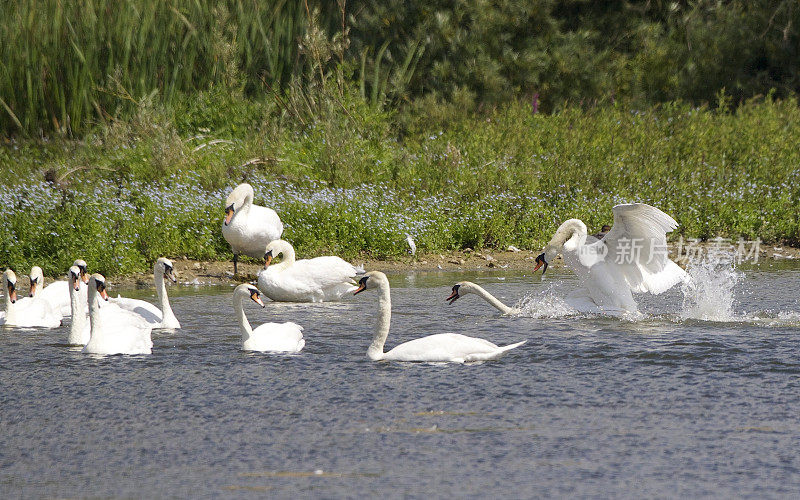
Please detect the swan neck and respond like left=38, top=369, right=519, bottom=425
left=367, top=284, right=391, bottom=360
left=275, top=241, right=296, bottom=268
left=68, top=281, right=86, bottom=344
left=3, top=278, right=16, bottom=324
left=548, top=219, right=588, bottom=253
left=154, top=269, right=177, bottom=325
left=471, top=284, right=513, bottom=314
left=86, top=288, right=103, bottom=344
left=234, top=295, right=254, bottom=341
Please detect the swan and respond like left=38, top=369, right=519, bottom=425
left=110, top=258, right=181, bottom=329
left=38, top=259, right=89, bottom=317
left=0, top=269, right=62, bottom=328
left=233, top=284, right=305, bottom=352
left=533, top=203, right=689, bottom=313
left=257, top=239, right=363, bottom=302
left=66, top=265, right=90, bottom=345
left=83, top=274, right=153, bottom=355
left=353, top=271, right=526, bottom=362
left=446, top=281, right=517, bottom=315
left=222, top=183, right=283, bottom=275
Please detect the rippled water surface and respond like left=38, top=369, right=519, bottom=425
left=3, top=263, right=800, bottom=498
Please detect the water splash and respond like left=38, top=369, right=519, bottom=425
left=513, top=288, right=578, bottom=318
left=680, top=257, right=742, bottom=322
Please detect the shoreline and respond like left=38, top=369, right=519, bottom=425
left=103, top=241, right=800, bottom=288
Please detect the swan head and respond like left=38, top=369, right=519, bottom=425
left=353, top=271, right=388, bottom=295
left=68, top=266, right=82, bottom=291
left=235, top=284, right=265, bottom=308
left=445, top=281, right=479, bottom=304
left=533, top=252, right=549, bottom=274
left=446, top=283, right=464, bottom=304
left=3, top=269, right=17, bottom=303
left=73, top=259, right=89, bottom=283
left=224, top=183, right=254, bottom=226
left=88, top=274, right=110, bottom=301
left=263, top=240, right=291, bottom=268
left=28, top=266, right=44, bottom=297
left=156, top=257, right=177, bottom=283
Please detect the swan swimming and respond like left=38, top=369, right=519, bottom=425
left=110, top=258, right=181, bottom=329
left=534, top=203, right=688, bottom=313
left=1, top=269, right=61, bottom=328
left=353, top=271, right=526, bottom=363
left=38, top=259, right=89, bottom=317
left=446, top=281, right=517, bottom=315
left=66, top=265, right=90, bottom=345
left=222, top=183, right=283, bottom=275
left=83, top=274, right=153, bottom=355
left=257, top=239, right=362, bottom=302
left=233, top=284, right=305, bottom=353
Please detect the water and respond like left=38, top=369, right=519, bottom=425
left=3, top=264, right=800, bottom=498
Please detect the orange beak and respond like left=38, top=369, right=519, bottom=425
left=224, top=206, right=234, bottom=226
left=250, top=292, right=265, bottom=307
left=264, top=254, right=273, bottom=267
left=9, top=287, right=17, bottom=303
left=99, top=288, right=109, bottom=300
left=29, top=282, right=36, bottom=297
left=81, top=272, right=89, bottom=284
left=353, top=282, right=367, bottom=295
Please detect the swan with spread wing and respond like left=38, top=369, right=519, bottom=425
left=533, top=203, right=688, bottom=313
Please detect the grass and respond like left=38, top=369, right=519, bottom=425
left=1, top=93, right=799, bottom=277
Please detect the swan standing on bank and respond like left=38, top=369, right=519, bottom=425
left=83, top=274, right=153, bottom=355
left=1, top=269, right=61, bottom=328
left=533, top=203, right=688, bottom=313
left=110, top=258, right=181, bottom=329
left=353, top=271, right=525, bottom=363
left=222, top=183, right=283, bottom=275
left=446, top=281, right=517, bottom=315
left=38, top=259, right=89, bottom=317
left=67, top=265, right=90, bottom=345
left=257, top=239, right=362, bottom=302
left=233, top=284, right=305, bottom=352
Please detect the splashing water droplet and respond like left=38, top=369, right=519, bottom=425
left=680, top=257, right=742, bottom=322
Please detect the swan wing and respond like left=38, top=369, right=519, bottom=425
left=109, top=296, right=162, bottom=325
left=258, top=257, right=358, bottom=301
left=8, top=297, right=62, bottom=328
left=246, top=322, right=305, bottom=352
left=602, top=203, right=688, bottom=294
left=39, top=281, right=74, bottom=317
left=384, top=333, right=522, bottom=363
left=97, top=300, right=154, bottom=329
left=223, top=205, right=283, bottom=258
left=291, top=257, right=359, bottom=288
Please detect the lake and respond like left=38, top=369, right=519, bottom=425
left=2, top=262, right=800, bottom=498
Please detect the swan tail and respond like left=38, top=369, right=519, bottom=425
left=465, top=340, right=526, bottom=362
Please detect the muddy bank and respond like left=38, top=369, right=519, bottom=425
left=106, top=241, right=800, bottom=288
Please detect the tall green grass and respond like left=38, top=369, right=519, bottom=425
left=0, top=0, right=342, bottom=136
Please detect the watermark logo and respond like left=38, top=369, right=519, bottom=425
left=578, top=236, right=761, bottom=265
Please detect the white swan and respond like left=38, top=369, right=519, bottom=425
left=446, top=281, right=517, bottom=315
left=0, top=269, right=61, bottom=328
left=67, top=265, right=90, bottom=345
left=222, top=183, right=283, bottom=275
left=257, top=239, right=362, bottom=302
left=353, top=271, right=526, bottom=362
left=83, top=274, right=153, bottom=355
left=110, top=258, right=181, bottom=329
left=233, top=284, right=305, bottom=352
left=38, top=259, right=89, bottom=317
left=534, top=203, right=688, bottom=313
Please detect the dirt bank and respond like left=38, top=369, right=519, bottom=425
left=105, top=241, right=800, bottom=288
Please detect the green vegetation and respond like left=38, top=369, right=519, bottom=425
left=1, top=1, right=799, bottom=276
left=3, top=93, right=800, bottom=276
